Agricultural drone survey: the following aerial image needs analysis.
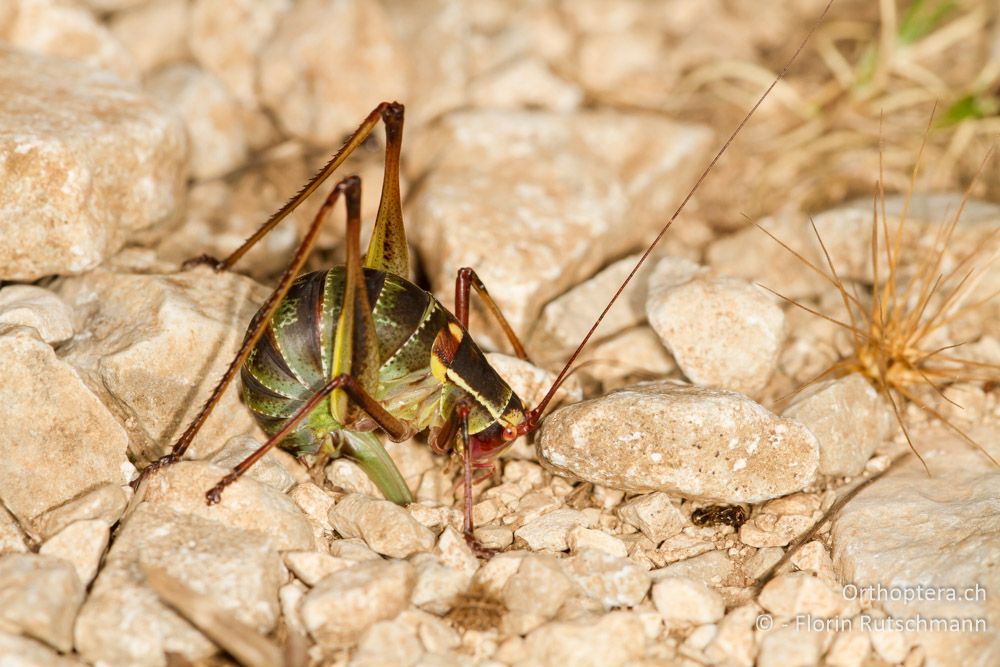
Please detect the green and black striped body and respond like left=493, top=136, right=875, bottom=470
left=241, top=267, right=525, bottom=461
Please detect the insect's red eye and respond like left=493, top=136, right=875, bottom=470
left=502, top=426, right=517, bottom=441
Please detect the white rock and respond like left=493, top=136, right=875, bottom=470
left=0, top=505, right=26, bottom=555
left=75, top=504, right=283, bottom=666
left=0, top=328, right=131, bottom=527
left=329, top=493, right=434, bottom=558
left=756, top=626, right=823, bottom=667
left=563, top=548, right=651, bottom=609
left=284, top=551, right=352, bottom=587
left=784, top=374, right=893, bottom=476
left=7, top=0, right=138, bottom=81
left=278, top=581, right=307, bottom=637
left=38, top=519, right=109, bottom=587
left=409, top=111, right=712, bottom=340
left=0, top=554, right=83, bottom=652
left=434, top=526, right=479, bottom=578
left=147, top=64, right=248, bottom=180
left=538, top=383, right=819, bottom=502
left=31, top=482, right=128, bottom=541
left=352, top=615, right=425, bottom=667
left=617, top=492, right=685, bottom=545
left=574, top=326, right=677, bottom=392
left=825, top=630, right=870, bottom=667
left=651, top=576, right=725, bottom=625
left=0, top=631, right=88, bottom=667
left=140, top=461, right=315, bottom=551
left=300, top=559, right=415, bottom=649
left=739, top=493, right=821, bottom=548
left=519, top=611, right=646, bottom=667
left=189, top=0, right=290, bottom=105
left=655, top=549, right=734, bottom=585
left=758, top=573, right=843, bottom=618
left=566, top=526, right=628, bottom=558
left=57, top=267, right=268, bottom=462
left=0, top=47, right=184, bottom=280
left=514, top=508, right=589, bottom=551
left=0, top=285, right=73, bottom=344
left=109, top=0, right=191, bottom=75
left=646, top=269, right=785, bottom=396
left=527, top=252, right=653, bottom=364
left=832, top=429, right=1000, bottom=667
left=258, top=0, right=405, bottom=145
left=288, top=481, right=336, bottom=532
left=410, top=553, right=471, bottom=615
left=502, top=554, right=573, bottom=621
left=327, top=458, right=384, bottom=498
left=470, top=55, right=583, bottom=112
left=211, top=434, right=296, bottom=493
left=704, top=604, right=759, bottom=667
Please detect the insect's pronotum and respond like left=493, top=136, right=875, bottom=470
left=134, top=2, right=834, bottom=556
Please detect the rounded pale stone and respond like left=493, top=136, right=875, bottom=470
left=109, top=0, right=191, bottom=75
left=758, top=573, right=844, bottom=618
left=0, top=553, right=84, bottom=652
left=0, top=328, right=131, bottom=526
left=520, top=611, right=646, bottom=667
left=300, top=559, right=415, bottom=649
left=537, top=382, right=819, bottom=503
left=38, top=519, right=109, bottom=587
left=0, top=285, right=73, bottom=344
left=329, top=493, right=435, bottom=559
left=783, top=373, right=893, bottom=476
left=0, top=47, right=186, bottom=280
left=563, top=548, right=651, bottom=609
left=646, top=271, right=785, bottom=396
left=147, top=64, right=248, bottom=180
left=258, top=0, right=405, bottom=145
left=75, top=504, right=284, bottom=666
left=651, top=576, right=725, bottom=625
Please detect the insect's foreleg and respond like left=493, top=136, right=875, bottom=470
left=454, top=401, right=495, bottom=558
left=185, top=101, right=403, bottom=272
left=206, top=373, right=413, bottom=505
left=133, top=179, right=353, bottom=486
left=454, top=267, right=530, bottom=361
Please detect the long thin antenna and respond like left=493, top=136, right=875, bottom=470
left=529, top=0, right=835, bottom=423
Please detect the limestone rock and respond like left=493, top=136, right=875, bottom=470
left=0, top=631, right=88, bottom=667
left=300, top=559, right=415, bottom=649
left=655, top=549, right=735, bottom=585
left=739, top=493, right=821, bottom=548
left=646, top=266, right=785, bottom=396
left=470, top=55, right=583, bottom=112
left=57, top=267, right=268, bottom=463
left=259, top=0, right=405, bottom=145
left=704, top=604, right=759, bottom=667
left=0, top=285, right=73, bottom=344
left=527, top=252, right=653, bottom=364
left=756, top=626, right=823, bottom=667
left=616, top=492, right=685, bottom=545
left=520, top=611, right=646, bottom=667
left=147, top=64, right=248, bottom=180
left=284, top=551, right=352, bottom=587
left=189, top=0, right=290, bottom=105
left=7, top=1, right=138, bottom=81
left=409, top=111, right=712, bottom=340
left=514, top=508, right=589, bottom=552
left=832, top=428, right=1000, bottom=667
left=109, top=0, right=191, bottom=75
left=563, top=548, right=651, bottom=609
left=211, top=435, right=296, bottom=493
left=139, top=461, right=315, bottom=552
left=75, top=504, right=283, bottom=667
left=574, top=326, right=676, bottom=393
left=0, top=554, right=83, bottom=652
left=0, top=46, right=185, bottom=280
left=0, top=505, right=27, bottom=555
left=329, top=493, right=435, bottom=558
left=0, top=328, right=131, bottom=527
left=566, top=526, right=628, bottom=558
left=32, top=482, right=128, bottom=541
left=502, top=554, right=573, bottom=622
left=38, top=519, right=109, bottom=587
left=537, top=382, right=819, bottom=503
left=410, top=553, right=471, bottom=614
left=784, top=374, right=893, bottom=476
left=651, top=575, right=725, bottom=626
left=758, top=573, right=844, bottom=618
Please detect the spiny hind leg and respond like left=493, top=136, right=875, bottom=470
left=183, top=102, right=407, bottom=274
left=207, top=373, right=414, bottom=505
left=133, top=177, right=359, bottom=488
left=454, top=267, right=531, bottom=361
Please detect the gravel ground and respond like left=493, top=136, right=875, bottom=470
left=0, top=2, right=998, bottom=666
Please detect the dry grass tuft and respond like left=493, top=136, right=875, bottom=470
left=761, top=125, right=1000, bottom=468
left=446, top=585, right=506, bottom=632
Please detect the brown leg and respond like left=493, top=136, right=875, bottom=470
left=184, top=102, right=405, bottom=273
left=206, top=373, right=412, bottom=504
left=456, top=403, right=496, bottom=559
left=454, top=267, right=530, bottom=361
left=133, top=177, right=359, bottom=487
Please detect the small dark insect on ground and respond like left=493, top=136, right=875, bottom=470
left=690, top=504, right=750, bottom=530
left=446, top=586, right=506, bottom=632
